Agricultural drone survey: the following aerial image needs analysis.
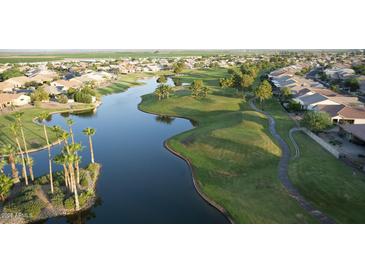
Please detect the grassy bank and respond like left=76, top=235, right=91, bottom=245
left=140, top=68, right=316, bottom=223
left=0, top=104, right=94, bottom=150
left=96, top=72, right=151, bottom=96
left=264, top=99, right=365, bottom=223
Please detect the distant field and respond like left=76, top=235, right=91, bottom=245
left=0, top=50, right=237, bottom=63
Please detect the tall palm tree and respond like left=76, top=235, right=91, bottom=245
left=14, top=112, right=34, bottom=181
left=66, top=118, right=75, bottom=144
left=68, top=143, right=83, bottom=186
left=38, top=112, right=54, bottom=193
left=83, top=128, right=96, bottom=164
left=0, top=145, right=19, bottom=183
left=65, top=154, right=80, bottom=210
left=10, top=124, right=28, bottom=186
left=54, top=154, right=70, bottom=190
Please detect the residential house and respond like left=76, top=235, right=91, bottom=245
left=294, top=93, right=339, bottom=110
left=339, top=124, right=365, bottom=145
left=0, top=93, right=31, bottom=110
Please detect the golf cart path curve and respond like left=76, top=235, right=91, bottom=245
left=249, top=99, right=335, bottom=224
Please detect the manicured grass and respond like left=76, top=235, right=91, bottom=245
left=140, top=69, right=316, bottom=223
left=289, top=131, right=365, bottom=223
left=264, top=98, right=365, bottom=223
left=96, top=72, right=151, bottom=96
left=0, top=104, right=93, bottom=150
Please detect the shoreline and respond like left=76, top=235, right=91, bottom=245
left=137, top=100, right=234, bottom=224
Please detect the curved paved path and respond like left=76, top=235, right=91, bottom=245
left=249, top=99, right=335, bottom=224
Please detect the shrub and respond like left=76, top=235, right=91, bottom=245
left=50, top=188, right=65, bottom=208
left=64, top=197, right=75, bottom=210
left=57, top=94, right=68, bottom=104
left=74, top=92, right=92, bottom=104
left=78, top=190, right=94, bottom=207
left=287, top=100, right=302, bottom=112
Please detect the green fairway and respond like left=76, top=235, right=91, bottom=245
left=140, top=68, right=316, bottom=223
left=263, top=98, right=365, bottom=223
left=96, top=72, right=151, bottom=96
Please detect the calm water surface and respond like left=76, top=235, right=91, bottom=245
left=21, top=78, right=228, bottom=223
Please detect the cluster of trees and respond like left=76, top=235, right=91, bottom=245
left=173, top=62, right=185, bottom=74
left=220, top=63, right=273, bottom=108
left=352, top=64, right=365, bottom=75
left=154, top=84, right=173, bottom=100
left=219, top=64, right=259, bottom=94
left=344, top=78, right=360, bottom=92
left=189, top=80, right=209, bottom=98
left=30, top=86, right=49, bottom=103
left=0, top=113, right=96, bottom=210
left=0, top=67, right=23, bottom=81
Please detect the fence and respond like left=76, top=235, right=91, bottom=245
left=301, top=128, right=340, bottom=158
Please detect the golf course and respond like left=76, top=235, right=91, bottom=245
left=139, top=68, right=365, bottom=223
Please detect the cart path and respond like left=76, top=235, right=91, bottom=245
left=249, top=99, right=335, bottom=224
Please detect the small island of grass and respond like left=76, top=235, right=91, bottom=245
left=0, top=111, right=100, bottom=223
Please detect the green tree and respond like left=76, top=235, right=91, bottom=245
left=30, top=87, right=49, bottom=103
left=189, top=80, right=210, bottom=98
left=173, top=62, right=185, bottom=74
left=57, top=94, right=68, bottom=104
left=0, top=174, right=14, bottom=201
left=240, top=74, right=254, bottom=92
left=0, top=68, right=23, bottom=81
left=254, top=80, right=273, bottom=110
left=38, top=112, right=54, bottom=193
left=74, top=92, right=92, bottom=103
left=156, top=75, right=167, bottom=83
left=280, top=87, right=292, bottom=101
left=10, top=124, right=28, bottom=186
left=0, top=145, right=19, bottom=183
left=154, top=84, right=172, bottom=100
left=345, top=78, right=360, bottom=92
left=83, top=128, right=96, bottom=164
left=301, top=111, right=332, bottom=132
left=14, top=112, right=34, bottom=182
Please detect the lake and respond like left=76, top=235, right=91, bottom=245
left=19, top=78, right=229, bottom=223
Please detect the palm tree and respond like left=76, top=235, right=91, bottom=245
left=38, top=112, right=54, bottom=193
left=0, top=158, right=6, bottom=174
left=0, top=145, right=19, bottom=183
left=10, top=124, right=28, bottom=186
left=83, top=128, right=96, bottom=163
left=54, top=154, right=70, bottom=190
left=0, top=173, right=14, bottom=202
left=68, top=143, right=83, bottom=186
left=52, top=125, right=63, bottom=145
left=66, top=118, right=75, bottom=144
left=65, top=154, right=80, bottom=210
left=14, top=112, right=34, bottom=181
